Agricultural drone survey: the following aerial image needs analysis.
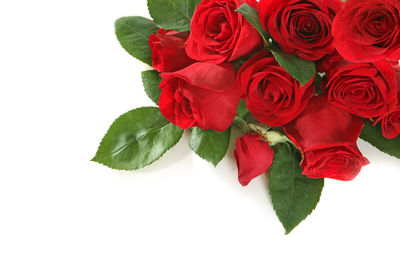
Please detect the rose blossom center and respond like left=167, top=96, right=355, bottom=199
left=258, top=70, right=293, bottom=109
left=205, top=2, right=236, bottom=43
left=354, top=6, right=398, bottom=47
left=293, top=13, right=319, bottom=39
left=326, top=63, right=394, bottom=118
left=283, top=1, right=331, bottom=44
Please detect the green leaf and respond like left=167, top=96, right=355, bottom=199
left=360, top=122, right=400, bottom=158
left=148, top=0, right=199, bottom=32
left=269, top=47, right=316, bottom=86
left=233, top=116, right=251, bottom=133
left=115, top=16, right=158, bottom=65
left=269, top=144, right=324, bottom=234
left=141, top=70, right=162, bottom=105
left=189, top=127, right=231, bottom=166
left=194, top=0, right=203, bottom=7
left=235, top=4, right=270, bottom=43
left=92, top=107, right=183, bottom=170
left=236, top=99, right=249, bottom=118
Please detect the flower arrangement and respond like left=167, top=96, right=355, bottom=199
left=93, top=0, right=400, bottom=233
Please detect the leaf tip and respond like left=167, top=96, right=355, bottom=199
left=211, top=160, right=220, bottom=167
left=235, top=2, right=250, bottom=11
left=284, top=226, right=295, bottom=235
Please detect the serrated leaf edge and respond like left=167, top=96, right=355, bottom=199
left=268, top=179, right=324, bottom=234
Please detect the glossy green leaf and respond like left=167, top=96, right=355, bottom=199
left=269, top=47, right=316, bottom=86
left=115, top=16, right=158, bottom=65
left=235, top=3, right=269, bottom=43
left=360, top=122, right=400, bottom=159
left=189, top=127, right=231, bottom=166
left=148, top=0, right=199, bottom=32
left=269, top=144, right=324, bottom=234
left=141, top=70, right=162, bottom=105
left=92, top=107, right=183, bottom=170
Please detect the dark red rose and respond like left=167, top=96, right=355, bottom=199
left=284, top=95, right=369, bottom=181
left=332, top=0, right=400, bottom=63
left=149, top=29, right=195, bottom=72
left=237, top=50, right=315, bottom=127
left=159, top=62, right=241, bottom=131
left=185, top=0, right=263, bottom=64
left=234, top=134, right=274, bottom=186
left=259, top=0, right=342, bottom=61
left=326, top=59, right=399, bottom=118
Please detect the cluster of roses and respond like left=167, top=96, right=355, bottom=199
left=148, top=0, right=400, bottom=185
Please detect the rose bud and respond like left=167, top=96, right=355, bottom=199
left=259, top=0, right=342, bottom=61
left=159, top=62, right=241, bottom=131
left=237, top=50, right=315, bottom=127
left=326, top=59, right=399, bottom=118
left=284, top=95, right=369, bottom=181
left=332, top=0, right=400, bottom=63
left=148, top=29, right=195, bottom=72
left=234, top=134, right=274, bottom=186
left=185, top=0, right=263, bottom=64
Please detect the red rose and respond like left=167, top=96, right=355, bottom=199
left=301, top=144, right=369, bottom=181
left=237, top=50, right=315, bottom=127
left=326, top=59, right=398, bottom=118
left=185, top=0, right=263, bottom=64
left=316, top=51, right=344, bottom=74
left=259, top=0, right=342, bottom=61
left=234, top=134, right=274, bottom=186
left=332, top=0, right=400, bottom=63
left=149, top=29, right=195, bottom=72
left=284, top=95, right=369, bottom=181
left=159, top=62, right=241, bottom=131
left=378, top=107, right=400, bottom=139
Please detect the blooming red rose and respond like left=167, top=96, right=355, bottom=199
left=259, top=0, right=342, bottom=61
left=185, top=0, right=263, bottom=64
left=159, top=62, right=241, bottom=131
left=300, top=143, right=370, bottom=181
left=284, top=95, right=369, bottom=181
left=237, top=50, right=315, bottom=127
left=148, top=29, right=195, bottom=72
left=326, top=59, right=399, bottom=118
left=332, top=0, right=400, bottom=63
left=234, top=134, right=274, bottom=186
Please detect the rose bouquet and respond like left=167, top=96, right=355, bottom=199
left=93, top=0, right=400, bottom=233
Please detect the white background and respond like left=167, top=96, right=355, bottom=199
left=1, top=0, right=400, bottom=266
